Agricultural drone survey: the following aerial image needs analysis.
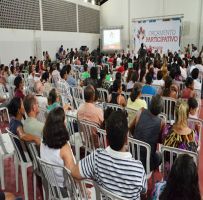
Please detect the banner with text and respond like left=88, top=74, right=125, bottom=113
left=133, top=19, right=181, bottom=53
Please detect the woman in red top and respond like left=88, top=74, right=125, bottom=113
left=14, top=76, right=25, bottom=99
left=181, top=77, right=195, bottom=99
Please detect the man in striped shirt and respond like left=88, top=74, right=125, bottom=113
left=71, top=110, right=147, bottom=199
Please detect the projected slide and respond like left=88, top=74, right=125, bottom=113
left=103, top=29, right=121, bottom=50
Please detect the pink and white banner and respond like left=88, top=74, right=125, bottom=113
left=133, top=19, right=181, bottom=53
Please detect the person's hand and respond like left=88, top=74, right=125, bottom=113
left=35, top=137, right=41, bottom=146
left=63, top=104, right=72, bottom=111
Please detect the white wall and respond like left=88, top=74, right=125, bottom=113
left=100, top=0, right=203, bottom=51
left=0, top=0, right=100, bottom=65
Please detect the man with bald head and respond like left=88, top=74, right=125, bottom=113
left=34, top=81, right=47, bottom=109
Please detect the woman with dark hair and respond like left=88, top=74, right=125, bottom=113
left=126, top=71, right=139, bottom=92
left=127, top=83, right=147, bottom=111
left=98, top=70, right=111, bottom=90
left=152, top=154, right=201, bottom=200
left=109, top=79, right=126, bottom=107
left=83, top=67, right=98, bottom=88
left=181, top=77, right=196, bottom=99
left=162, top=76, right=178, bottom=99
left=8, top=97, right=40, bottom=161
left=14, top=76, right=25, bottom=99
left=40, top=107, right=75, bottom=195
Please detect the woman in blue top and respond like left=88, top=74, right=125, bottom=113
left=142, top=73, right=157, bottom=95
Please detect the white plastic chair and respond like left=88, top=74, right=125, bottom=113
left=97, top=88, right=109, bottom=102
left=97, top=128, right=108, bottom=148
left=27, top=142, right=48, bottom=200
left=124, top=107, right=137, bottom=124
left=71, top=86, right=84, bottom=100
left=141, top=94, right=153, bottom=108
left=188, top=118, right=203, bottom=147
left=78, top=120, right=100, bottom=156
left=74, top=98, right=85, bottom=110
left=194, top=89, right=201, bottom=99
left=128, top=137, right=151, bottom=179
left=7, top=129, right=36, bottom=200
left=37, top=157, right=88, bottom=200
left=161, top=145, right=198, bottom=177
left=104, top=103, right=123, bottom=111
left=94, top=182, right=128, bottom=200
left=66, top=113, right=83, bottom=162
left=0, top=107, right=14, bottom=190
left=158, top=113, right=167, bottom=124
left=37, top=106, right=47, bottom=123
left=162, top=97, right=177, bottom=124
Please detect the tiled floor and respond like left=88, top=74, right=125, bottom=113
left=0, top=100, right=203, bottom=199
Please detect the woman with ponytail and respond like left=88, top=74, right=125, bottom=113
left=127, top=83, right=147, bottom=111
left=163, top=100, right=198, bottom=152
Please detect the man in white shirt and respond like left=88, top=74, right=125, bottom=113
left=116, top=54, right=122, bottom=66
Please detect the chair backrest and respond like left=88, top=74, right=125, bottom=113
left=27, top=142, right=41, bottom=175
left=94, top=182, right=128, bottom=200
left=162, top=97, right=177, bottom=124
left=121, top=91, right=131, bottom=100
left=66, top=113, right=78, bottom=145
left=97, top=128, right=108, bottom=148
left=60, top=93, right=74, bottom=107
left=71, top=86, right=84, bottom=100
left=141, top=94, right=153, bottom=108
left=188, top=118, right=203, bottom=146
left=161, top=145, right=198, bottom=177
left=37, top=157, right=86, bottom=200
left=6, top=128, right=31, bottom=163
left=97, top=88, right=109, bottom=102
left=0, top=84, right=9, bottom=100
left=194, top=89, right=201, bottom=99
left=78, top=120, right=100, bottom=153
left=128, top=137, right=151, bottom=175
left=124, top=107, right=137, bottom=124
left=104, top=103, right=123, bottom=111
left=74, top=98, right=85, bottom=109
left=37, top=106, right=47, bottom=123
left=52, top=74, right=60, bottom=87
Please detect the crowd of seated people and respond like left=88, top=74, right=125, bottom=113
left=0, top=43, right=202, bottom=199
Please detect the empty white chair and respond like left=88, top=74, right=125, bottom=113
left=71, top=86, right=84, bottom=100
